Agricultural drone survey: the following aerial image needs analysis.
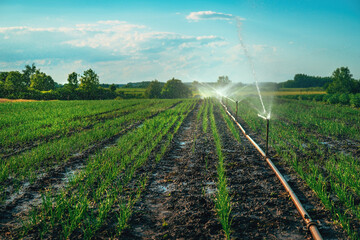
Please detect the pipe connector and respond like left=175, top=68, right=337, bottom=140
left=306, top=219, right=318, bottom=230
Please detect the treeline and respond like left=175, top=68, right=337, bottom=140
left=0, top=65, right=119, bottom=100
left=0, top=64, right=191, bottom=100
left=144, top=79, right=192, bottom=99
left=280, top=67, right=360, bottom=108
left=280, top=67, right=360, bottom=94
left=280, top=74, right=332, bottom=88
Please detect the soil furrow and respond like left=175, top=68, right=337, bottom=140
left=122, top=102, right=224, bottom=239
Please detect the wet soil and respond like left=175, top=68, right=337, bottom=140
left=122, top=103, right=224, bottom=239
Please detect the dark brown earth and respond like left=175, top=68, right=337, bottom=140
left=122, top=103, right=224, bottom=239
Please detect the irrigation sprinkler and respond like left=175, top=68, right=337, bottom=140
left=221, top=102, right=323, bottom=240
left=258, top=114, right=270, bottom=157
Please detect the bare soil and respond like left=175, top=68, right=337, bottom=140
left=122, top=103, right=224, bottom=239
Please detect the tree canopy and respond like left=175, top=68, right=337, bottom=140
left=217, top=76, right=231, bottom=86
left=326, top=67, right=357, bottom=94
left=30, top=70, right=56, bottom=91
left=280, top=74, right=332, bottom=88
left=80, top=69, right=99, bottom=90
left=4, top=71, right=27, bottom=92
left=161, top=78, right=191, bottom=99
left=22, top=63, right=37, bottom=87
left=67, top=72, right=79, bottom=88
left=145, top=80, right=163, bottom=98
left=109, top=84, right=116, bottom=92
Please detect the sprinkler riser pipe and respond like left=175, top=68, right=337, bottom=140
left=236, top=101, right=238, bottom=117
left=266, top=118, right=269, bottom=157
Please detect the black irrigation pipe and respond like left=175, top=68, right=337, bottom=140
left=220, top=100, right=323, bottom=240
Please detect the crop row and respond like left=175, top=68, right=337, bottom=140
left=20, top=99, right=197, bottom=239
left=274, top=98, right=360, bottom=140
left=196, top=98, right=231, bottom=238
left=225, top=98, right=360, bottom=239
left=0, top=99, right=177, bottom=151
left=0, top=100, right=181, bottom=202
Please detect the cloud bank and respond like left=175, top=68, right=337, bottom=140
left=0, top=20, right=228, bottom=83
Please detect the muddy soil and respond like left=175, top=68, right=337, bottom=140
left=122, top=103, right=224, bottom=239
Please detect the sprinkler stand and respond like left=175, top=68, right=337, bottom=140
left=235, top=101, right=238, bottom=117
left=265, top=118, right=269, bottom=157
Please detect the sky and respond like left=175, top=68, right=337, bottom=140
left=0, top=0, right=359, bottom=84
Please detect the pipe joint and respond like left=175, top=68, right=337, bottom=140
left=306, top=220, right=318, bottom=230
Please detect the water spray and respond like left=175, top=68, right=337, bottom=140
left=198, top=82, right=237, bottom=104
left=236, top=17, right=267, bottom=115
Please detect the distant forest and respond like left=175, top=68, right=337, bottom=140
left=0, top=64, right=192, bottom=100
left=279, top=67, right=360, bottom=95
left=280, top=74, right=333, bottom=88
left=1, top=64, right=359, bottom=100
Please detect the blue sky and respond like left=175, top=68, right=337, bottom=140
left=0, top=0, right=359, bottom=84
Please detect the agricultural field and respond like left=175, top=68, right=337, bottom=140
left=225, top=97, right=360, bottom=239
left=0, top=97, right=357, bottom=239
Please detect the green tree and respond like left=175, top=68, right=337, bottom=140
left=67, top=72, right=79, bottom=88
left=30, top=70, right=56, bottom=91
left=145, top=80, right=163, bottom=98
left=0, top=72, right=7, bottom=97
left=80, top=69, right=99, bottom=90
left=161, top=78, right=191, bottom=99
left=22, top=63, right=37, bottom=87
left=217, top=76, right=231, bottom=86
left=327, top=67, right=354, bottom=94
left=4, top=71, right=27, bottom=92
left=109, top=84, right=116, bottom=92
left=0, top=72, right=8, bottom=83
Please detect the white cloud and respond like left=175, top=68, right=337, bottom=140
left=186, top=11, right=245, bottom=22
left=0, top=20, right=229, bottom=83
left=252, top=44, right=267, bottom=53
left=196, top=35, right=217, bottom=40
